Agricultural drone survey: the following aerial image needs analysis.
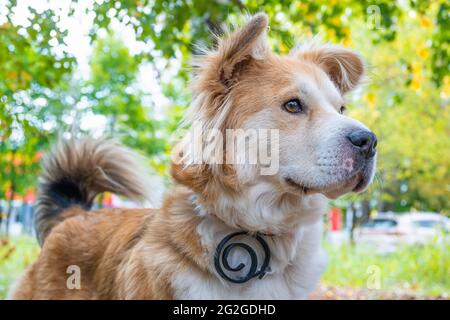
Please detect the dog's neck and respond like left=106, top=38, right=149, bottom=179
left=157, top=182, right=328, bottom=294
left=190, top=180, right=328, bottom=236
left=181, top=183, right=327, bottom=284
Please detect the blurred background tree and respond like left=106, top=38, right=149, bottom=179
left=0, top=0, right=449, bottom=236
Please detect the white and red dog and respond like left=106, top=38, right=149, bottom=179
left=11, top=13, right=376, bottom=299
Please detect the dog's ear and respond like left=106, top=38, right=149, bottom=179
left=198, top=13, right=270, bottom=88
left=295, top=44, right=365, bottom=93
left=218, top=13, right=269, bottom=86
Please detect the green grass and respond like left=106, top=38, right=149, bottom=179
left=322, top=238, right=450, bottom=297
left=0, top=236, right=40, bottom=299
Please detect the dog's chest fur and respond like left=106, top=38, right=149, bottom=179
left=171, top=214, right=327, bottom=299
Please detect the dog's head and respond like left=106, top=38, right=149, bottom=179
left=172, top=13, right=376, bottom=206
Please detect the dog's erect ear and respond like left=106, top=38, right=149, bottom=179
left=212, top=13, right=270, bottom=87
left=295, top=44, right=365, bottom=93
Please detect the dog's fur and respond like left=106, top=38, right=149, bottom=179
left=10, top=13, right=376, bottom=299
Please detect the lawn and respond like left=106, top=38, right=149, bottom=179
left=0, top=236, right=40, bottom=299
left=322, top=238, right=450, bottom=298
left=0, top=236, right=448, bottom=299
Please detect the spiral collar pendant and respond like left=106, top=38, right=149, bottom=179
left=214, top=231, right=271, bottom=284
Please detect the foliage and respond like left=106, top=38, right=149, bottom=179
left=0, top=1, right=74, bottom=202
left=80, top=34, right=168, bottom=162
left=0, top=0, right=449, bottom=222
left=339, top=5, right=450, bottom=213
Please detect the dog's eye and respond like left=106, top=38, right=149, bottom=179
left=283, top=99, right=304, bottom=114
left=339, top=105, right=346, bottom=114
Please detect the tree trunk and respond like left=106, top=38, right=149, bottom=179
left=361, top=199, right=371, bottom=224
left=5, top=196, right=14, bottom=238
left=349, top=202, right=357, bottom=245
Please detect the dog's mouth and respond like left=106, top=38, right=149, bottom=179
left=322, top=174, right=364, bottom=199
left=283, top=163, right=374, bottom=198
left=352, top=173, right=369, bottom=192
left=284, top=177, right=312, bottom=194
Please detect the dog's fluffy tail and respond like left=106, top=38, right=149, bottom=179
left=35, top=138, right=153, bottom=245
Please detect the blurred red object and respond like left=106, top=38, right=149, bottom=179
left=330, top=208, right=341, bottom=231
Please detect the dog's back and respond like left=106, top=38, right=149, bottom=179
left=34, top=138, right=153, bottom=245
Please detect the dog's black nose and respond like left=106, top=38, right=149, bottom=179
left=347, top=130, right=377, bottom=158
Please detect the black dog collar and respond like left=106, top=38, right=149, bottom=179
left=214, top=231, right=271, bottom=284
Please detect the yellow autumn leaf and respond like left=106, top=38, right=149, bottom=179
left=416, top=46, right=429, bottom=59
left=364, top=92, right=376, bottom=107
left=419, top=16, right=432, bottom=28
left=411, top=61, right=422, bottom=75
left=296, top=3, right=308, bottom=11
left=331, top=16, right=341, bottom=26
left=342, top=36, right=352, bottom=46
left=326, top=28, right=336, bottom=40
left=411, top=71, right=424, bottom=91
left=280, top=43, right=289, bottom=54
left=441, top=75, right=450, bottom=99
left=305, top=14, right=315, bottom=22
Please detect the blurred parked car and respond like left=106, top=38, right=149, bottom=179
left=355, top=212, right=449, bottom=251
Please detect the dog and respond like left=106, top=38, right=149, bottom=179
left=10, top=13, right=376, bottom=299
